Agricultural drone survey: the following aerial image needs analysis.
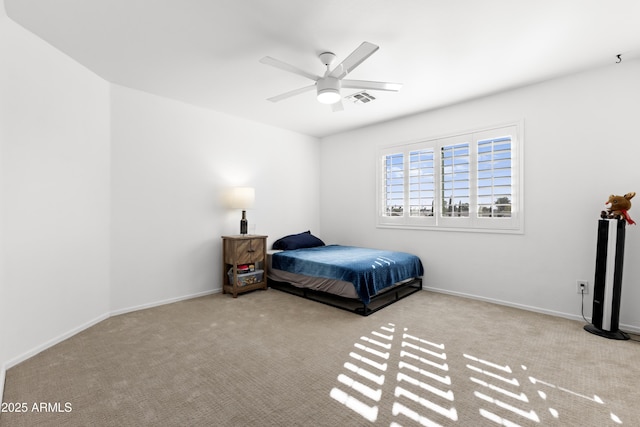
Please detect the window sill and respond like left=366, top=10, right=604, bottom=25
left=376, top=223, right=524, bottom=235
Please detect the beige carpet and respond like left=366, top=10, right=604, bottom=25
left=2, top=289, right=639, bottom=426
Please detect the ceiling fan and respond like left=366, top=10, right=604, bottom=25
left=259, top=41, right=402, bottom=112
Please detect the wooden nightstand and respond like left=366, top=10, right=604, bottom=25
left=221, top=235, right=268, bottom=297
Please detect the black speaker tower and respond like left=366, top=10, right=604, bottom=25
left=584, top=219, right=629, bottom=340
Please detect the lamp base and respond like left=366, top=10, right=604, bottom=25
left=240, top=210, right=248, bottom=235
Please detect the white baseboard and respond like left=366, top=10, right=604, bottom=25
left=5, top=312, right=109, bottom=371
left=422, top=286, right=640, bottom=334
left=3, top=289, right=221, bottom=376
left=110, top=288, right=220, bottom=317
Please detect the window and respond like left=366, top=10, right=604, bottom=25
left=377, top=123, right=522, bottom=233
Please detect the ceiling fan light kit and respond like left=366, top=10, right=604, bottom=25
left=316, top=77, right=341, bottom=104
left=260, top=41, right=402, bottom=111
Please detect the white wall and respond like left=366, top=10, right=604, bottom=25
left=0, top=6, right=320, bottom=400
left=320, top=59, right=640, bottom=330
left=109, top=85, right=320, bottom=313
left=0, top=6, right=111, bottom=385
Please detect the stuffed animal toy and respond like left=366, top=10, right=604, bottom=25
left=601, top=192, right=636, bottom=225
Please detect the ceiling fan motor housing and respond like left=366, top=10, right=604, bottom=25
left=317, top=77, right=341, bottom=104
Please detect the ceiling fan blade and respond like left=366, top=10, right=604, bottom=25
left=342, top=79, right=403, bottom=92
left=329, top=41, right=379, bottom=80
left=266, top=84, right=316, bottom=102
left=331, top=100, right=344, bottom=112
left=259, top=56, right=319, bottom=81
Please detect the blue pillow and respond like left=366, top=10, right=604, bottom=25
left=272, top=231, right=325, bottom=250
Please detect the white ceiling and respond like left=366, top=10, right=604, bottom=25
left=5, top=0, right=640, bottom=138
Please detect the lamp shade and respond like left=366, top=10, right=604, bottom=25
left=228, top=187, right=255, bottom=209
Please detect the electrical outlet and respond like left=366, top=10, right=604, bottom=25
left=577, top=280, right=589, bottom=294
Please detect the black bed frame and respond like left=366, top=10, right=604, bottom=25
left=267, top=277, right=423, bottom=316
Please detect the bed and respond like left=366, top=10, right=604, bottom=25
left=267, top=231, right=424, bottom=316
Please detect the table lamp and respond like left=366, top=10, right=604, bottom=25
left=229, top=187, right=255, bottom=235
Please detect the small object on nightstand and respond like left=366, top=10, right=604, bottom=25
left=221, top=235, right=268, bottom=297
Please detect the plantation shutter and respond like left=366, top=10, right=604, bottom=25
left=440, top=143, right=470, bottom=217
left=409, top=148, right=435, bottom=217
left=477, top=136, right=512, bottom=218
left=383, top=153, right=404, bottom=217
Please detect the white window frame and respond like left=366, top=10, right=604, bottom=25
left=376, top=122, right=523, bottom=233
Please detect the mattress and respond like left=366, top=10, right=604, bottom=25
left=268, top=245, right=424, bottom=304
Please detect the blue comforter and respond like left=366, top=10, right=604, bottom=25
left=271, top=245, right=424, bottom=304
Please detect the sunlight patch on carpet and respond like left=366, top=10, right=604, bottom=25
left=329, top=323, right=625, bottom=426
